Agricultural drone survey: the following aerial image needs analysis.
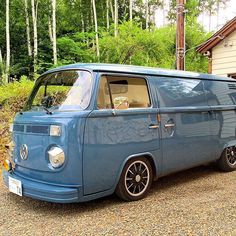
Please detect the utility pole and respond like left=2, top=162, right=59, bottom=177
left=176, top=0, right=185, bottom=70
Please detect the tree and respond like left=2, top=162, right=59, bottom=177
left=0, top=48, right=3, bottom=83
left=92, top=0, right=100, bottom=59
left=31, top=0, right=38, bottom=75
left=24, top=0, right=32, bottom=57
left=145, top=0, right=149, bottom=29
left=52, top=0, right=57, bottom=65
left=6, top=0, right=10, bottom=83
left=130, top=0, right=133, bottom=21
left=114, top=0, right=118, bottom=37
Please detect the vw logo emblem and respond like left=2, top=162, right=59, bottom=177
left=20, top=144, right=28, bottom=160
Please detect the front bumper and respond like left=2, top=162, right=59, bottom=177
left=2, top=170, right=80, bottom=203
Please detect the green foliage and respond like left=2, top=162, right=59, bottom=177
left=57, top=32, right=95, bottom=64
left=98, top=21, right=209, bottom=72
left=0, top=0, right=219, bottom=80
left=0, top=77, right=33, bottom=105
left=0, top=77, right=34, bottom=163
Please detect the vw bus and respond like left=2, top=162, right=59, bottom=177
left=2, top=63, right=236, bottom=203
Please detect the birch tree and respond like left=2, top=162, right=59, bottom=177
left=145, top=0, right=149, bottom=29
left=0, top=48, right=3, bottom=82
left=110, top=0, right=114, bottom=21
left=114, top=0, right=118, bottom=37
left=92, top=0, right=100, bottom=59
left=106, top=0, right=110, bottom=30
left=48, top=15, right=53, bottom=43
left=6, top=0, right=10, bottom=83
left=130, top=0, right=133, bottom=22
left=24, top=0, right=32, bottom=57
left=31, top=0, right=38, bottom=75
left=52, top=0, right=57, bottom=65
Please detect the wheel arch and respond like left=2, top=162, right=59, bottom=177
left=223, top=140, right=236, bottom=150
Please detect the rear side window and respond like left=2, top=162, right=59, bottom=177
left=97, top=75, right=151, bottom=109
left=155, top=77, right=207, bottom=107
left=204, top=80, right=236, bottom=106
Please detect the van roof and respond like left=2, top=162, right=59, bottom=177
left=43, top=63, right=236, bottom=82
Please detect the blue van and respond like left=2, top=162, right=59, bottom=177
left=2, top=63, right=236, bottom=203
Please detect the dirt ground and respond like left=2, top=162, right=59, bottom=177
left=0, top=165, right=235, bottom=236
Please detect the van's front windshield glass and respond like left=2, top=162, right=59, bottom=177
left=25, top=70, right=92, bottom=112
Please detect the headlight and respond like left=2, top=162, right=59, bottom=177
left=48, top=146, right=65, bottom=168
left=50, top=125, right=61, bottom=137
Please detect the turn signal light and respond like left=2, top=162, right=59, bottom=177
left=3, top=159, right=12, bottom=172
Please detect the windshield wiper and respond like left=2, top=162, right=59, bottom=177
left=43, top=106, right=53, bottom=115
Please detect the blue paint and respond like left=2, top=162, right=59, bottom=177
left=2, top=63, right=236, bottom=203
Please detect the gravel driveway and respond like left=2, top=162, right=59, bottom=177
left=0, top=165, right=235, bottom=236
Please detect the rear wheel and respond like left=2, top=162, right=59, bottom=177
left=115, top=157, right=153, bottom=201
left=218, top=146, right=236, bottom=172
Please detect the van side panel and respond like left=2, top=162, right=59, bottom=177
left=204, top=80, right=236, bottom=157
left=154, top=77, right=214, bottom=175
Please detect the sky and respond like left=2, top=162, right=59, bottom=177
left=155, top=0, right=236, bottom=32
left=198, top=0, right=236, bottom=31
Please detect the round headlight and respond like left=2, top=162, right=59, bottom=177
left=48, top=146, right=65, bottom=168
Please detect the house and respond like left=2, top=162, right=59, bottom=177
left=197, top=16, right=236, bottom=78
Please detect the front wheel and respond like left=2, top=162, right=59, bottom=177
left=218, top=146, right=236, bottom=172
left=115, top=157, right=153, bottom=201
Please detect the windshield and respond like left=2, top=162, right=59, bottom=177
left=25, top=70, right=93, bottom=112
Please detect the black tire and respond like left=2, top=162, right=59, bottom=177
left=218, top=146, right=236, bottom=172
left=115, top=157, right=153, bottom=201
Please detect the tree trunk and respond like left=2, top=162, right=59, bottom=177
left=114, top=0, right=118, bottom=37
left=162, top=0, right=165, bottom=25
left=145, top=0, right=149, bottom=30
left=0, top=48, right=3, bottom=82
left=24, top=0, right=32, bottom=57
left=110, top=0, right=114, bottom=21
left=92, top=0, right=100, bottom=59
left=31, top=0, right=38, bottom=76
left=52, top=0, right=57, bottom=65
left=0, top=49, right=2, bottom=65
left=129, top=0, right=132, bottom=21
left=80, top=1, right=85, bottom=33
left=48, top=16, right=53, bottom=43
left=106, top=0, right=110, bottom=30
left=6, top=0, right=10, bottom=83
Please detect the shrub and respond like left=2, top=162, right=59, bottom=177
left=0, top=78, right=34, bottom=163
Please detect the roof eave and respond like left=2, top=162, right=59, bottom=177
left=197, top=16, right=236, bottom=54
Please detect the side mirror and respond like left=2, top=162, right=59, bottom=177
left=114, top=97, right=129, bottom=110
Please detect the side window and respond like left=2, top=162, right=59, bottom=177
left=156, top=77, right=207, bottom=107
left=204, top=80, right=236, bottom=106
left=97, top=75, right=151, bottom=109
left=97, top=76, right=112, bottom=109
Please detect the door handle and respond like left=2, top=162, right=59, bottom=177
left=164, top=123, right=175, bottom=128
left=149, top=124, right=159, bottom=129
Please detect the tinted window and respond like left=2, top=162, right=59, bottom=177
left=204, top=80, right=236, bottom=106
left=155, top=77, right=207, bottom=107
left=97, top=75, right=151, bottom=109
